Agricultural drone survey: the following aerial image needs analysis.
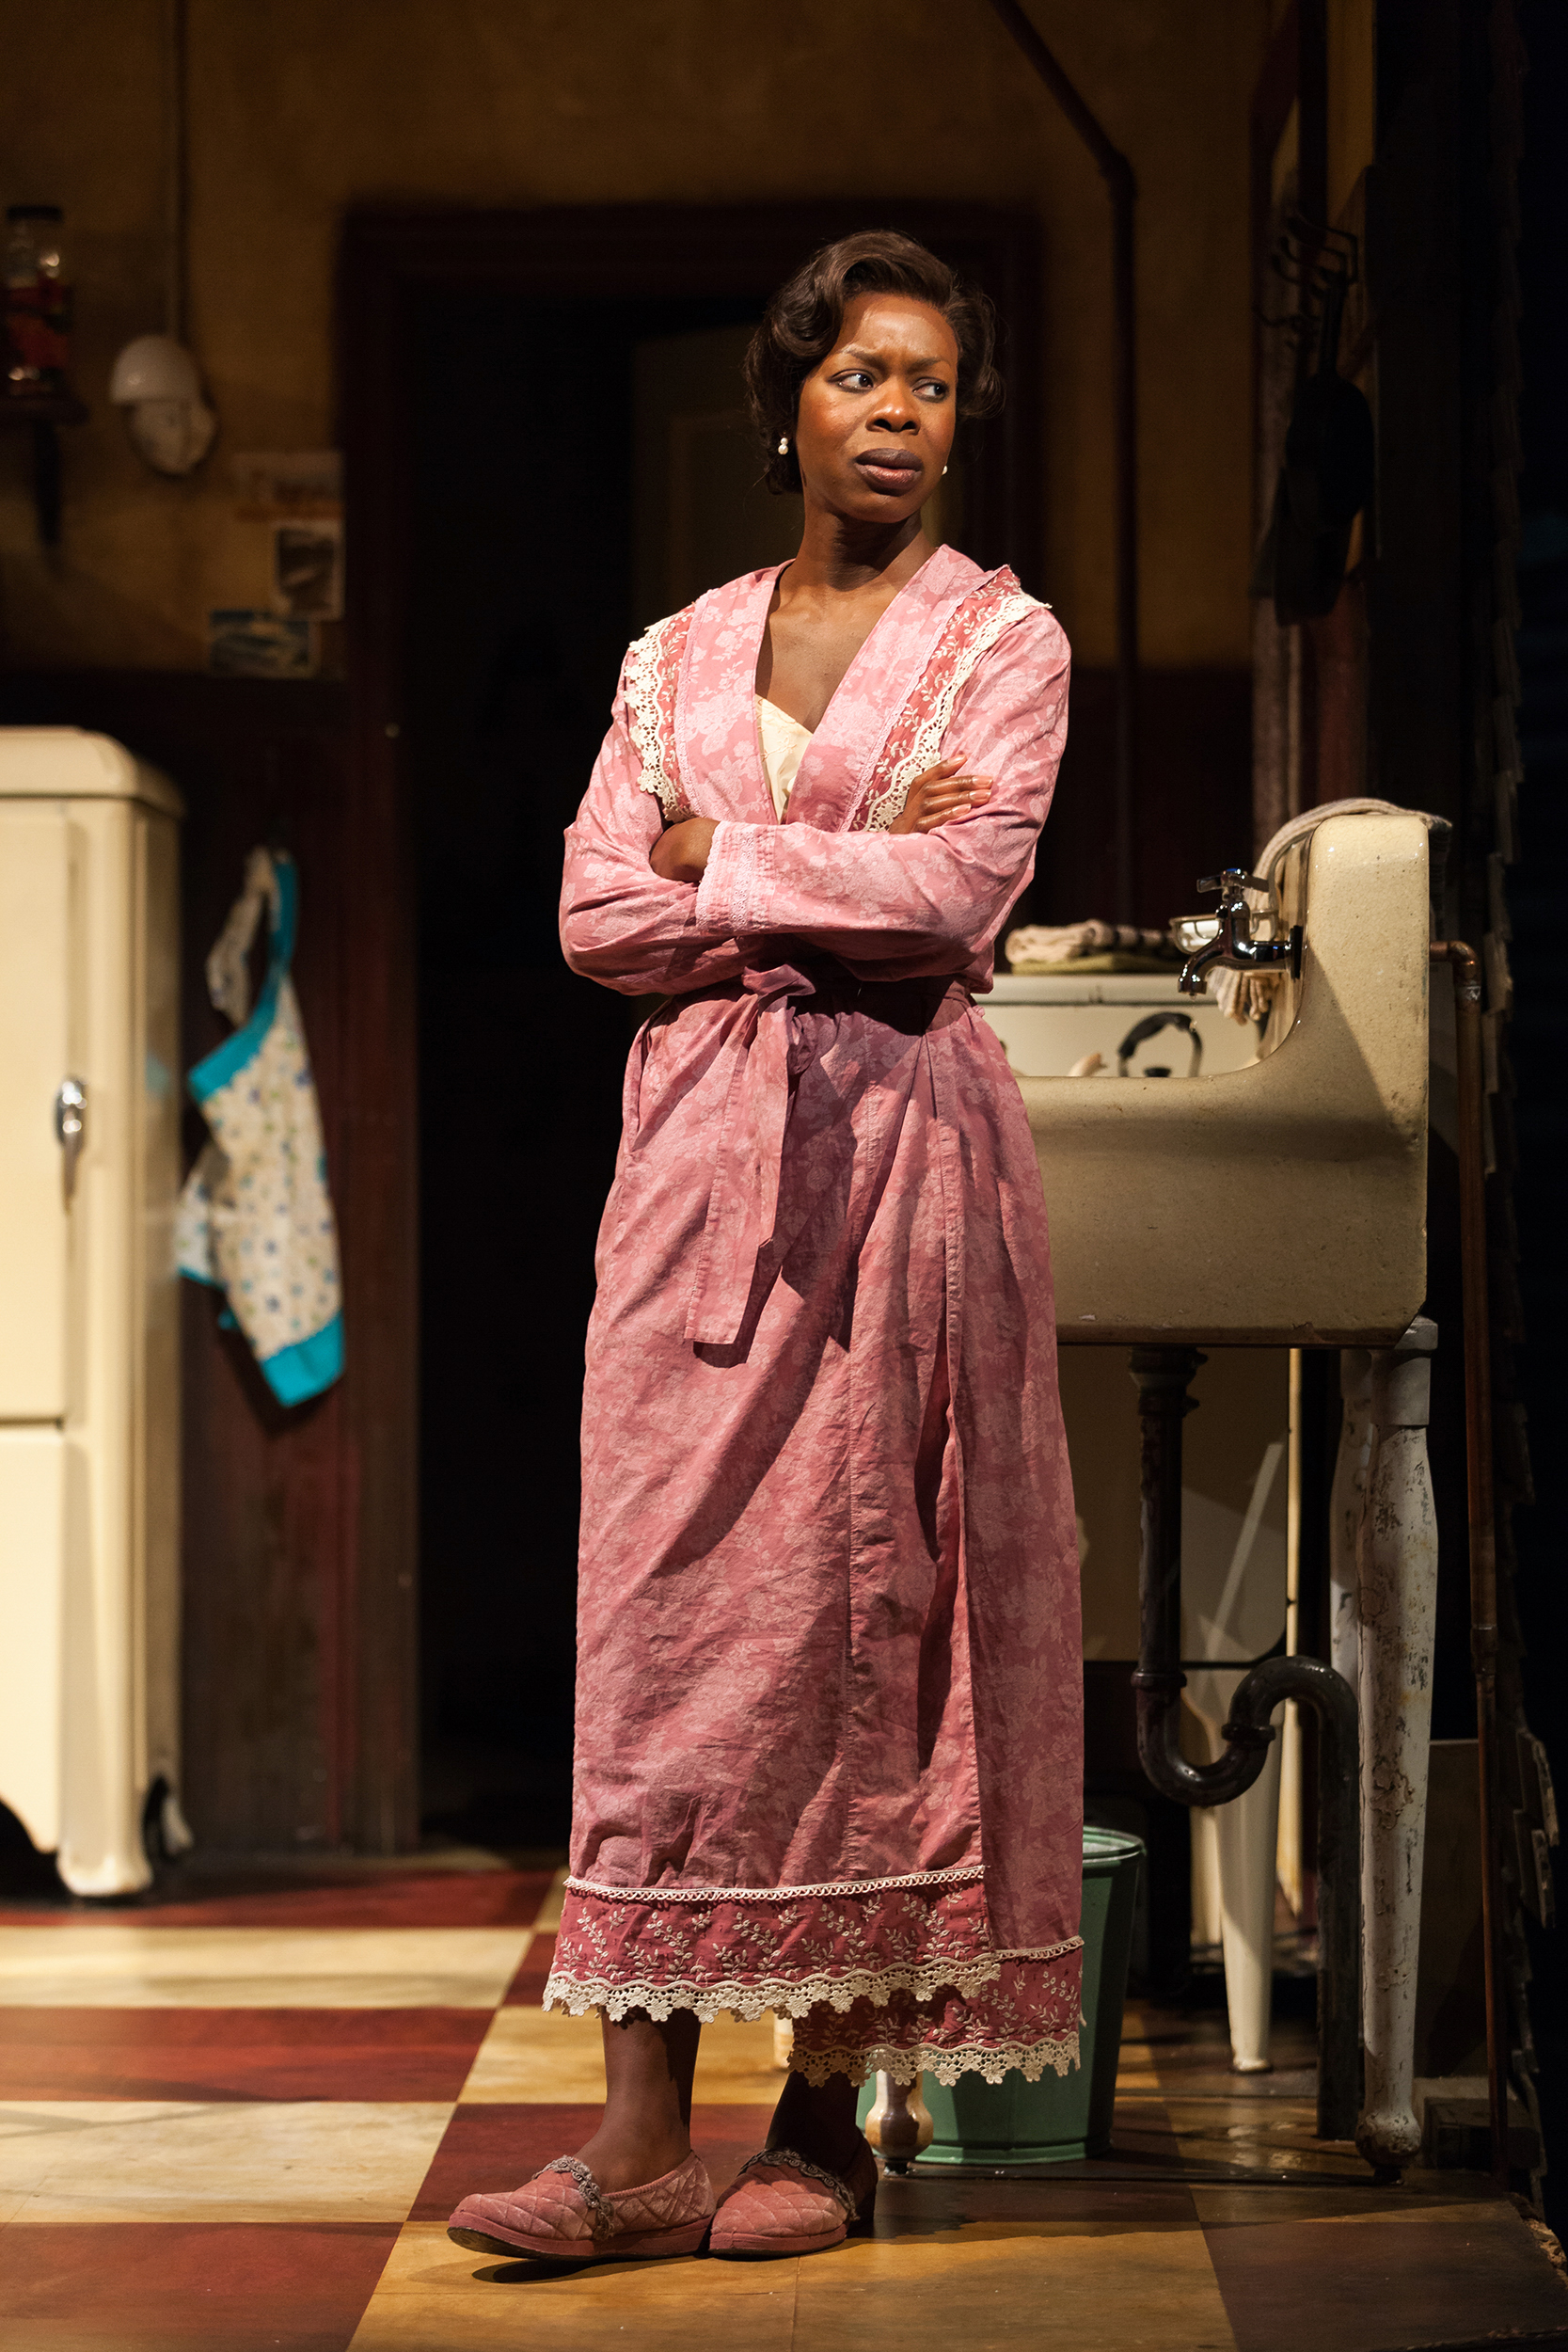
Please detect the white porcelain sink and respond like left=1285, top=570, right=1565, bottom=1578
left=981, top=971, right=1261, bottom=1082
left=1015, top=812, right=1430, bottom=1345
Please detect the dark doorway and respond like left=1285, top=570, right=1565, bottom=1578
left=341, top=203, right=1043, bottom=1849
left=410, top=289, right=770, bottom=1844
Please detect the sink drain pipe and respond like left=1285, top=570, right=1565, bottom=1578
left=1129, top=1346, right=1361, bottom=2145
left=1431, top=940, right=1510, bottom=2189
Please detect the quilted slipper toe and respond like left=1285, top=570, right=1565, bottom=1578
left=448, top=2150, right=714, bottom=2264
left=710, top=2138, right=878, bottom=2259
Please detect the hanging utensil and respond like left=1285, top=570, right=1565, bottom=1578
left=1251, top=236, right=1375, bottom=624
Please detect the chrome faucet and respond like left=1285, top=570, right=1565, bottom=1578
left=1177, top=868, right=1304, bottom=997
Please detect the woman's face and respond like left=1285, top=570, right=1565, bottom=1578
left=793, top=291, right=958, bottom=524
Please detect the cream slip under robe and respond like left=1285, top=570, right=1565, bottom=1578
left=755, top=694, right=814, bottom=818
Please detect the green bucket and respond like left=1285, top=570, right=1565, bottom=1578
left=857, top=1826, right=1145, bottom=2167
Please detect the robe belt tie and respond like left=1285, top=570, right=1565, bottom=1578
left=683, top=961, right=971, bottom=1349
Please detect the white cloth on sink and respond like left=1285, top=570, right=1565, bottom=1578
left=1210, top=797, right=1450, bottom=1024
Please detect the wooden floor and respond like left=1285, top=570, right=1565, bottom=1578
left=1, top=1858, right=1564, bottom=2351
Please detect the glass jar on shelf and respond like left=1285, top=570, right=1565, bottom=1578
left=5, top=204, right=71, bottom=398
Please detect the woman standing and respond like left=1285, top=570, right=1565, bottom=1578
left=450, top=229, right=1082, bottom=2267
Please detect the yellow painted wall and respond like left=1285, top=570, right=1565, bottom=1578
left=1328, top=0, right=1378, bottom=227
left=0, top=0, right=1270, bottom=671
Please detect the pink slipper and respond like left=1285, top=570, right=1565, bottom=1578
left=448, top=2150, right=714, bottom=2264
left=710, top=2138, right=879, bottom=2258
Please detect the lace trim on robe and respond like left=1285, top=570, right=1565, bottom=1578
left=543, top=1953, right=1085, bottom=2027
left=794, top=2028, right=1083, bottom=2090
left=859, top=576, right=1044, bottom=831
left=625, top=604, right=697, bottom=820
left=564, top=1862, right=987, bottom=1903
left=786, top=1949, right=1085, bottom=2088
left=544, top=1868, right=1084, bottom=2034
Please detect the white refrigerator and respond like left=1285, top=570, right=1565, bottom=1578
left=0, top=727, right=185, bottom=1895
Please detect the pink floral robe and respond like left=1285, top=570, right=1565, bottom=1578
left=547, top=544, right=1083, bottom=2086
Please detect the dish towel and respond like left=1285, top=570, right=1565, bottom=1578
left=175, top=847, right=344, bottom=1406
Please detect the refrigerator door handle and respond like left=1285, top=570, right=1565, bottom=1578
left=55, top=1076, right=87, bottom=1203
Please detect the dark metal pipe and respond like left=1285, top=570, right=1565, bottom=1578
left=1128, top=1345, right=1362, bottom=2144
left=30, top=422, right=62, bottom=548
left=163, top=0, right=191, bottom=346
left=1432, top=942, right=1511, bottom=2189
left=985, top=0, right=1139, bottom=922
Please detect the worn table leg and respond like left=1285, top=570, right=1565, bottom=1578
left=1355, top=1315, right=1439, bottom=2173
left=863, top=2073, right=933, bottom=2172
left=1217, top=1730, right=1283, bottom=2073
left=1187, top=1674, right=1283, bottom=2074
left=1331, top=1348, right=1373, bottom=1692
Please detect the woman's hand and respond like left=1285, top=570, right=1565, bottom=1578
left=650, top=817, right=719, bottom=882
left=887, top=755, right=994, bottom=834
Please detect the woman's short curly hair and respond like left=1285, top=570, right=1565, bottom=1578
left=743, top=229, right=1002, bottom=496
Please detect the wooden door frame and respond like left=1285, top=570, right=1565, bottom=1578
left=335, top=199, right=1042, bottom=1848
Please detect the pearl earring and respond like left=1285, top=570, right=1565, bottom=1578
left=777, top=435, right=789, bottom=455
left=942, top=464, right=949, bottom=476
